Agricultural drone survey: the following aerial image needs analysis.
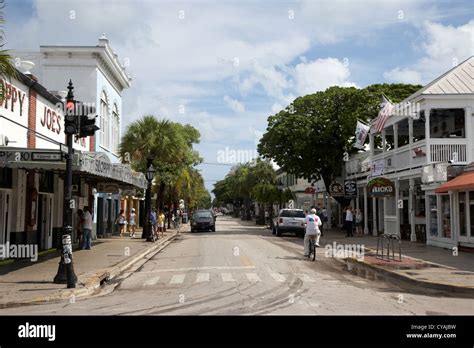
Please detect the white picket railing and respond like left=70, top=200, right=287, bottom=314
left=430, top=143, right=467, bottom=163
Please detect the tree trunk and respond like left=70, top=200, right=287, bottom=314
left=142, top=158, right=153, bottom=239
left=157, top=181, right=166, bottom=211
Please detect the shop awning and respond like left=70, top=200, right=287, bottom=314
left=0, top=147, right=147, bottom=190
left=435, top=171, right=474, bottom=193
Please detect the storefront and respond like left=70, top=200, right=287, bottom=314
left=434, top=163, right=474, bottom=249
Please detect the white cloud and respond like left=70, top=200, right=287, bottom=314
left=223, top=95, right=245, bottom=113
left=293, top=58, right=357, bottom=95
left=383, top=67, right=422, bottom=84
left=384, top=20, right=474, bottom=84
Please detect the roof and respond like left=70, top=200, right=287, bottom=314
left=435, top=170, right=474, bottom=193
left=409, top=56, right=474, bottom=100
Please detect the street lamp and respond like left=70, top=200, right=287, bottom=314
left=144, top=163, right=155, bottom=242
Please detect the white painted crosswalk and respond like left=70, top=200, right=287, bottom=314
left=221, top=273, right=236, bottom=282
left=170, top=274, right=186, bottom=284
left=246, top=273, right=261, bottom=282
left=140, top=272, right=324, bottom=287
left=196, top=273, right=210, bottom=283
left=143, top=276, right=161, bottom=286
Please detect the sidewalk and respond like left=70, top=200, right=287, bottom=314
left=0, top=226, right=185, bottom=309
left=319, top=227, right=474, bottom=294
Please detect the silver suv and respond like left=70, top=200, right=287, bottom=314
left=273, top=209, right=306, bottom=238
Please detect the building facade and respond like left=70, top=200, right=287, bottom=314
left=14, top=35, right=139, bottom=238
left=345, top=56, right=474, bottom=249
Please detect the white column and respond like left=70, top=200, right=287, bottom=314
left=372, top=197, right=378, bottom=236
left=409, top=118, right=414, bottom=169
left=395, top=179, right=400, bottom=236
left=409, top=178, right=416, bottom=242
left=465, top=107, right=473, bottom=162
left=425, top=108, right=431, bottom=162
left=364, top=186, right=369, bottom=235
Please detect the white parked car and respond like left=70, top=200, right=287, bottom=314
left=273, top=209, right=306, bottom=238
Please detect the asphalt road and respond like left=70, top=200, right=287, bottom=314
left=2, top=216, right=473, bottom=315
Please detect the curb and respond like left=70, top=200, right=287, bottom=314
left=0, top=231, right=179, bottom=309
left=343, top=257, right=474, bottom=295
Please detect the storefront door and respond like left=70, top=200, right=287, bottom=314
left=459, top=191, right=474, bottom=244
left=37, top=194, right=53, bottom=250
left=0, top=190, right=11, bottom=246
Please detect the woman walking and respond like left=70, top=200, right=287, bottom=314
left=355, top=209, right=363, bottom=237
left=116, top=209, right=126, bottom=237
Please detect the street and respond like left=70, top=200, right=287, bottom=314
left=1, top=216, right=472, bottom=315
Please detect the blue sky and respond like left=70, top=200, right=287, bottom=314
left=6, top=0, right=474, bottom=193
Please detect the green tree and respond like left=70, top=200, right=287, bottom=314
left=258, top=84, right=422, bottom=202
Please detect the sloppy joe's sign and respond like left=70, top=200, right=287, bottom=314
left=0, top=78, right=28, bottom=122
left=367, top=177, right=395, bottom=197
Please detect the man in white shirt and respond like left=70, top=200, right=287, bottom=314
left=304, top=208, right=322, bottom=257
left=345, top=206, right=354, bottom=237
left=82, top=206, right=93, bottom=250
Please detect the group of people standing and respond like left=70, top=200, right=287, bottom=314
left=75, top=206, right=93, bottom=250
left=343, top=206, right=364, bottom=237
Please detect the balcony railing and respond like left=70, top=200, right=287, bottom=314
left=430, top=141, right=467, bottom=163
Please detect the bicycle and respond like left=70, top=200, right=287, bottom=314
left=308, top=235, right=317, bottom=261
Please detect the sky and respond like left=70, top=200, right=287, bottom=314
left=5, top=0, right=474, bottom=194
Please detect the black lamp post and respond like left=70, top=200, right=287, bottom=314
left=144, top=163, right=155, bottom=242
left=53, top=80, right=78, bottom=287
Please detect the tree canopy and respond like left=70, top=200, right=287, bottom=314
left=257, top=84, right=422, bottom=192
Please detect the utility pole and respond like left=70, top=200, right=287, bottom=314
left=54, top=80, right=78, bottom=288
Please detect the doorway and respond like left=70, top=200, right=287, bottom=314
left=0, top=190, right=11, bottom=246
left=37, top=194, right=53, bottom=250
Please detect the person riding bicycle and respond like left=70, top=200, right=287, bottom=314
left=304, top=208, right=322, bottom=258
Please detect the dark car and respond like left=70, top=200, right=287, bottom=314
left=191, top=210, right=216, bottom=232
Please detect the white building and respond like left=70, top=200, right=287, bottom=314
left=345, top=56, right=474, bottom=250
left=14, top=35, right=136, bottom=238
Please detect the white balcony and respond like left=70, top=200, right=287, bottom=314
left=429, top=139, right=467, bottom=164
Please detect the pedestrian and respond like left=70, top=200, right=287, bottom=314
left=158, top=210, right=165, bottom=237
left=355, top=209, right=363, bottom=237
left=115, top=209, right=126, bottom=237
left=82, top=206, right=93, bottom=250
left=303, top=208, right=322, bottom=258
left=128, top=208, right=136, bottom=238
left=150, top=208, right=157, bottom=239
left=76, top=209, right=84, bottom=247
left=345, top=206, right=354, bottom=237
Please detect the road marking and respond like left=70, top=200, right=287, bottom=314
left=246, top=273, right=261, bottom=282
left=353, top=280, right=367, bottom=284
left=298, top=274, right=316, bottom=283
left=139, top=265, right=256, bottom=274
left=270, top=273, right=286, bottom=282
left=240, top=255, right=254, bottom=266
left=221, top=273, right=236, bottom=282
left=170, top=274, right=186, bottom=284
left=196, top=273, right=210, bottom=283
left=143, top=276, right=161, bottom=286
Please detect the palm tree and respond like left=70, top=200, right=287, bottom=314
left=0, top=0, right=19, bottom=99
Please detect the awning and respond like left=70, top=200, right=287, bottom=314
left=435, top=171, right=474, bottom=193
left=0, top=147, right=147, bottom=190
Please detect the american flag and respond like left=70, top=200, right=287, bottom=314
left=374, top=95, right=394, bottom=133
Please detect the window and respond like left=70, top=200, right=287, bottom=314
left=441, top=195, right=451, bottom=238
left=429, top=109, right=465, bottom=138
left=280, top=210, right=305, bottom=218
left=414, top=181, right=425, bottom=217
left=39, top=171, right=54, bottom=193
left=384, top=125, right=394, bottom=151
left=112, top=104, right=119, bottom=153
left=0, top=168, right=12, bottom=188
left=413, top=110, right=425, bottom=142
left=397, top=119, right=409, bottom=147
left=100, top=91, right=109, bottom=148
left=459, top=192, right=466, bottom=236
left=429, top=195, right=438, bottom=236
